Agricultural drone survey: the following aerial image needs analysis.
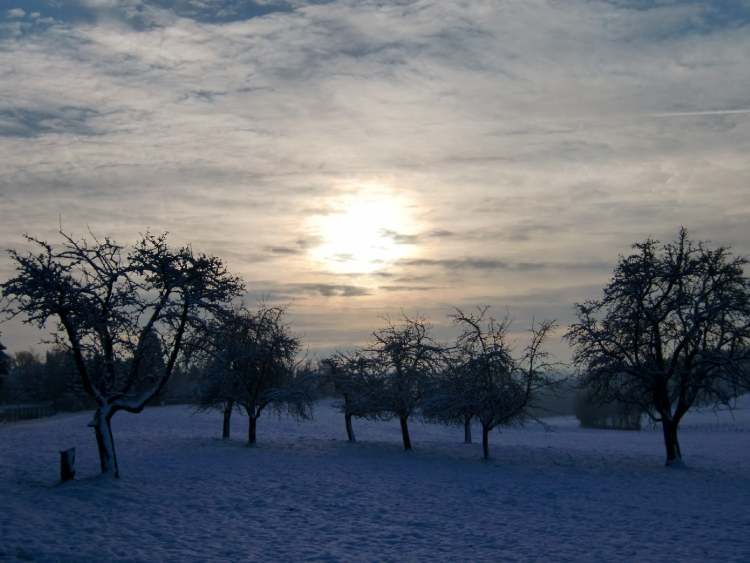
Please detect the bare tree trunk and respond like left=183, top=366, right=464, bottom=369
left=91, top=406, right=119, bottom=478
left=399, top=416, right=412, bottom=450
left=222, top=401, right=233, bottom=440
left=662, top=418, right=683, bottom=466
left=464, top=415, right=472, bottom=444
left=248, top=415, right=257, bottom=445
left=345, top=413, right=356, bottom=443
left=482, top=423, right=490, bottom=460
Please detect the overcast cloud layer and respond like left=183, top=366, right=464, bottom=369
left=1, top=0, right=749, bottom=357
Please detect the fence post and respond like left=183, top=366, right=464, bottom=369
left=60, top=448, right=76, bottom=482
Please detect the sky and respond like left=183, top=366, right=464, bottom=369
left=1, top=0, right=749, bottom=359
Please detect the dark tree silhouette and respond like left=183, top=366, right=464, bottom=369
left=566, top=228, right=750, bottom=466
left=197, top=305, right=313, bottom=445
left=367, top=314, right=443, bottom=451
left=191, top=308, right=249, bottom=440
left=425, top=307, right=556, bottom=459
left=1, top=231, right=243, bottom=477
left=195, top=350, right=240, bottom=440
left=422, top=349, right=478, bottom=444
left=322, top=352, right=384, bottom=443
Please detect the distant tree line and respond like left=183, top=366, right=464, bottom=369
left=0, top=227, right=748, bottom=476
left=573, top=391, right=642, bottom=431
left=0, top=344, right=196, bottom=410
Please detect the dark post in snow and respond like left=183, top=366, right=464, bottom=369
left=60, top=448, right=76, bottom=482
left=222, top=401, right=233, bottom=440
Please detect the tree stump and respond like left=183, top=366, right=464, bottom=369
left=60, top=448, right=76, bottom=482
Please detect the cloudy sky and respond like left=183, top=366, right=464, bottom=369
left=1, top=0, right=749, bottom=357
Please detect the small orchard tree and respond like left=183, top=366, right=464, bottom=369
left=427, top=307, right=556, bottom=460
left=422, top=350, right=477, bottom=444
left=195, top=354, right=240, bottom=439
left=322, top=352, right=385, bottom=443
left=367, top=314, right=443, bottom=451
left=566, top=228, right=750, bottom=466
left=190, top=311, right=245, bottom=440
left=1, top=231, right=243, bottom=477
left=205, top=305, right=313, bottom=445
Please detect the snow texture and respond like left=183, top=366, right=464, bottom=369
left=1, top=398, right=749, bottom=562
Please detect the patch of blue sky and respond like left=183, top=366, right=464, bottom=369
left=0, top=1, right=96, bottom=24
left=0, top=1, right=339, bottom=27
left=604, top=0, right=750, bottom=33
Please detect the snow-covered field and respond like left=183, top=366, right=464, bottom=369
left=1, top=399, right=749, bottom=562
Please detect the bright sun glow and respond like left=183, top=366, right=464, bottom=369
left=309, top=186, right=416, bottom=274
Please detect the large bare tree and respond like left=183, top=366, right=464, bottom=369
left=1, top=231, right=243, bottom=477
left=566, top=228, right=750, bottom=466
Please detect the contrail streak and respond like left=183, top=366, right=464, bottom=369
left=652, top=109, right=750, bottom=117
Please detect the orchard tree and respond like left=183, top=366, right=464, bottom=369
left=191, top=308, right=255, bottom=440
left=194, top=352, right=240, bottom=439
left=422, top=349, right=477, bottom=444
left=1, top=231, right=243, bottom=477
left=566, top=228, right=750, bottom=466
left=202, top=305, right=313, bottom=445
left=427, top=307, right=556, bottom=459
left=367, top=314, right=443, bottom=450
left=322, top=352, right=384, bottom=443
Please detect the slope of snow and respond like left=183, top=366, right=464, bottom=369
left=1, top=399, right=749, bottom=562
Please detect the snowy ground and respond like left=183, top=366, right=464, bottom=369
left=1, top=399, right=749, bottom=562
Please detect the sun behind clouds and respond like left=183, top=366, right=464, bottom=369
left=308, top=184, right=417, bottom=275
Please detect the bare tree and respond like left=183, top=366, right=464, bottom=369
left=203, top=305, right=313, bottom=445
left=322, top=352, right=384, bottom=443
left=566, top=228, right=750, bottom=466
left=190, top=311, right=245, bottom=440
left=1, top=231, right=243, bottom=477
left=366, top=314, right=443, bottom=451
left=422, top=349, right=477, bottom=444
left=195, top=354, right=240, bottom=440
left=428, top=307, right=556, bottom=460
